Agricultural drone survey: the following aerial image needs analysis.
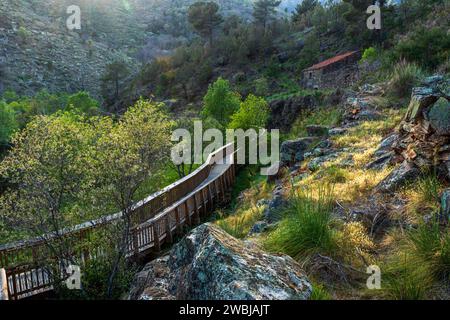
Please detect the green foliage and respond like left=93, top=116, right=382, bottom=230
left=0, top=101, right=18, bottom=147
left=0, top=99, right=174, bottom=295
left=202, top=77, right=240, bottom=126
left=387, top=60, right=424, bottom=99
left=17, top=26, right=29, bottom=43
left=408, top=219, right=450, bottom=279
left=292, top=0, right=318, bottom=24
left=254, top=77, right=269, bottom=97
left=361, top=47, right=378, bottom=63
left=265, top=185, right=337, bottom=259
left=229, top=94, right=269, bottom=130
left=187, top=1, right=223, bottom=45
left=382, top=253, right=434, bottom=300
left=66, top=92, right=100, bottom=115
left=101, top=60, right=130, bottom=105
left=59, top=258, right=137, bottom=300
left=253, top=0, right=282, bottom=30
left=391, top=27, right=450, bottom=70
left=310, top=283, right=332, bottom=300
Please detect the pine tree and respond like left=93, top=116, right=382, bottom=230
left=252, top=0, right=282, bottom=31
left=187, top=2, right=223, bottom=47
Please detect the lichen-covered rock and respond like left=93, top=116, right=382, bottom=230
left=128, top=224, right=312, bottom=300
left=440, top=189, right=450, bottom=221
left=375, top=161, right=420, bottom=193
left=428, top=98, right=450, bottom=136
left=280, top=137, right=315, bottom=164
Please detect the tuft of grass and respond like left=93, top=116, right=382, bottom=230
left=216, top=206, right=264, bottom=239
left=408, top=219, right=450, bottom=279
left=321, top=165, right=348, bottom=184
left=264, top=185, right=337, bottom=259
left=403, top=173, right=443, bottom=221
left=387, top=60, right=424, bottom=99
left=382, top=252, right=434, bottom=300
left=310, top=283, right=332, bottom=300
left=215, top=176, right=271, bottom=239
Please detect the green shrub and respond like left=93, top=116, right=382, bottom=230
left=66, top=92, right=100, bottom=115
left=0, top=101, right=18, bottom=146
left=265, top=185, right=337, bottom=259
left=202, top=77, right=240, bottom=126
left=254, top=77, right=269, bottom=97
left=57, top=258, right=137, bottom=300
left=229, top=94, right=269, bottom=130
left=391, top=27, right=450, bottom=71
left=387, top=60, right=424, bottom=99
left=361, top=47, right=377, bottom=63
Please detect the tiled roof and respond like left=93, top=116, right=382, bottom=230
left=304, top=51, right=359, bottom=71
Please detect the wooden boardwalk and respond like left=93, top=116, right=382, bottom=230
left=0, top=143, right=237, bottom=300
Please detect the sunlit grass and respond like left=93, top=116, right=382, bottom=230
left=264, top=185, right=338, bottom=259
left=215, top=178, right=272, bottom=238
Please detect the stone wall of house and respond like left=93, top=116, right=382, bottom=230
left=302, top=52, right=361, bottom=89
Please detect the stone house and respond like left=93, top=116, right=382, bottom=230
left=302, top=51, right=361, bottom=89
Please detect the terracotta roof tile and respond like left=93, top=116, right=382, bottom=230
left=304, top=51, right=359, bottom=71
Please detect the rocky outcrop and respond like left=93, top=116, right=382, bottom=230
left=128, top=224, right=312, bottom=300
left=280, top=137, right=315, bottom=165
left=268, top=96, right=317, bottom=132
left=374, top=76, right=450, bottom=191
left=375, top=161, right=420, bottom=193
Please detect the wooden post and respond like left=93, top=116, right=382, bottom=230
left=0, top=268, right=8, bottom=300
left=184, top=202, right=191, bottom=226
left=219, top=177, right=225, bottom=202
left=153, top=223, right=161, bottom=252
left=165, top=216, right=173, bottom=244
left=175, top=206, right=183, bottom=235
left=192, top=194, right=201, bottom=225
left=132, top=228, right=139, bottom=257
left=199, top=189, right=206, bottom=217
left=207, top=185, right=214, bottom=212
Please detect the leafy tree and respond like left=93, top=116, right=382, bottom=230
left=202, top=77, right=241, bottom=127
left=187, top=1, right=223, bottom=46
left=0, top=99, right=174, bottom=298
left=91, top=99, right=173, bottom=297
left=66, top=91, right=100, bottom=115
left=391, top=27, right=450, bottom=70
left=253, top=0, right=281, bottom=31
left=0, top=112, right=97, bottom=288
left=0, top=101, right=18, bottom=147
left=229, top=94, right=270, bottom=130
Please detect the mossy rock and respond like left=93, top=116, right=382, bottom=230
left=428, top=98, right=450, bottom=135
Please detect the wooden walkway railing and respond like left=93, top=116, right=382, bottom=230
left=0, top=143, right=237, bottom=300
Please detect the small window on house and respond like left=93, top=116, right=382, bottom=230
left=309, top=72, right=312, bottom=79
